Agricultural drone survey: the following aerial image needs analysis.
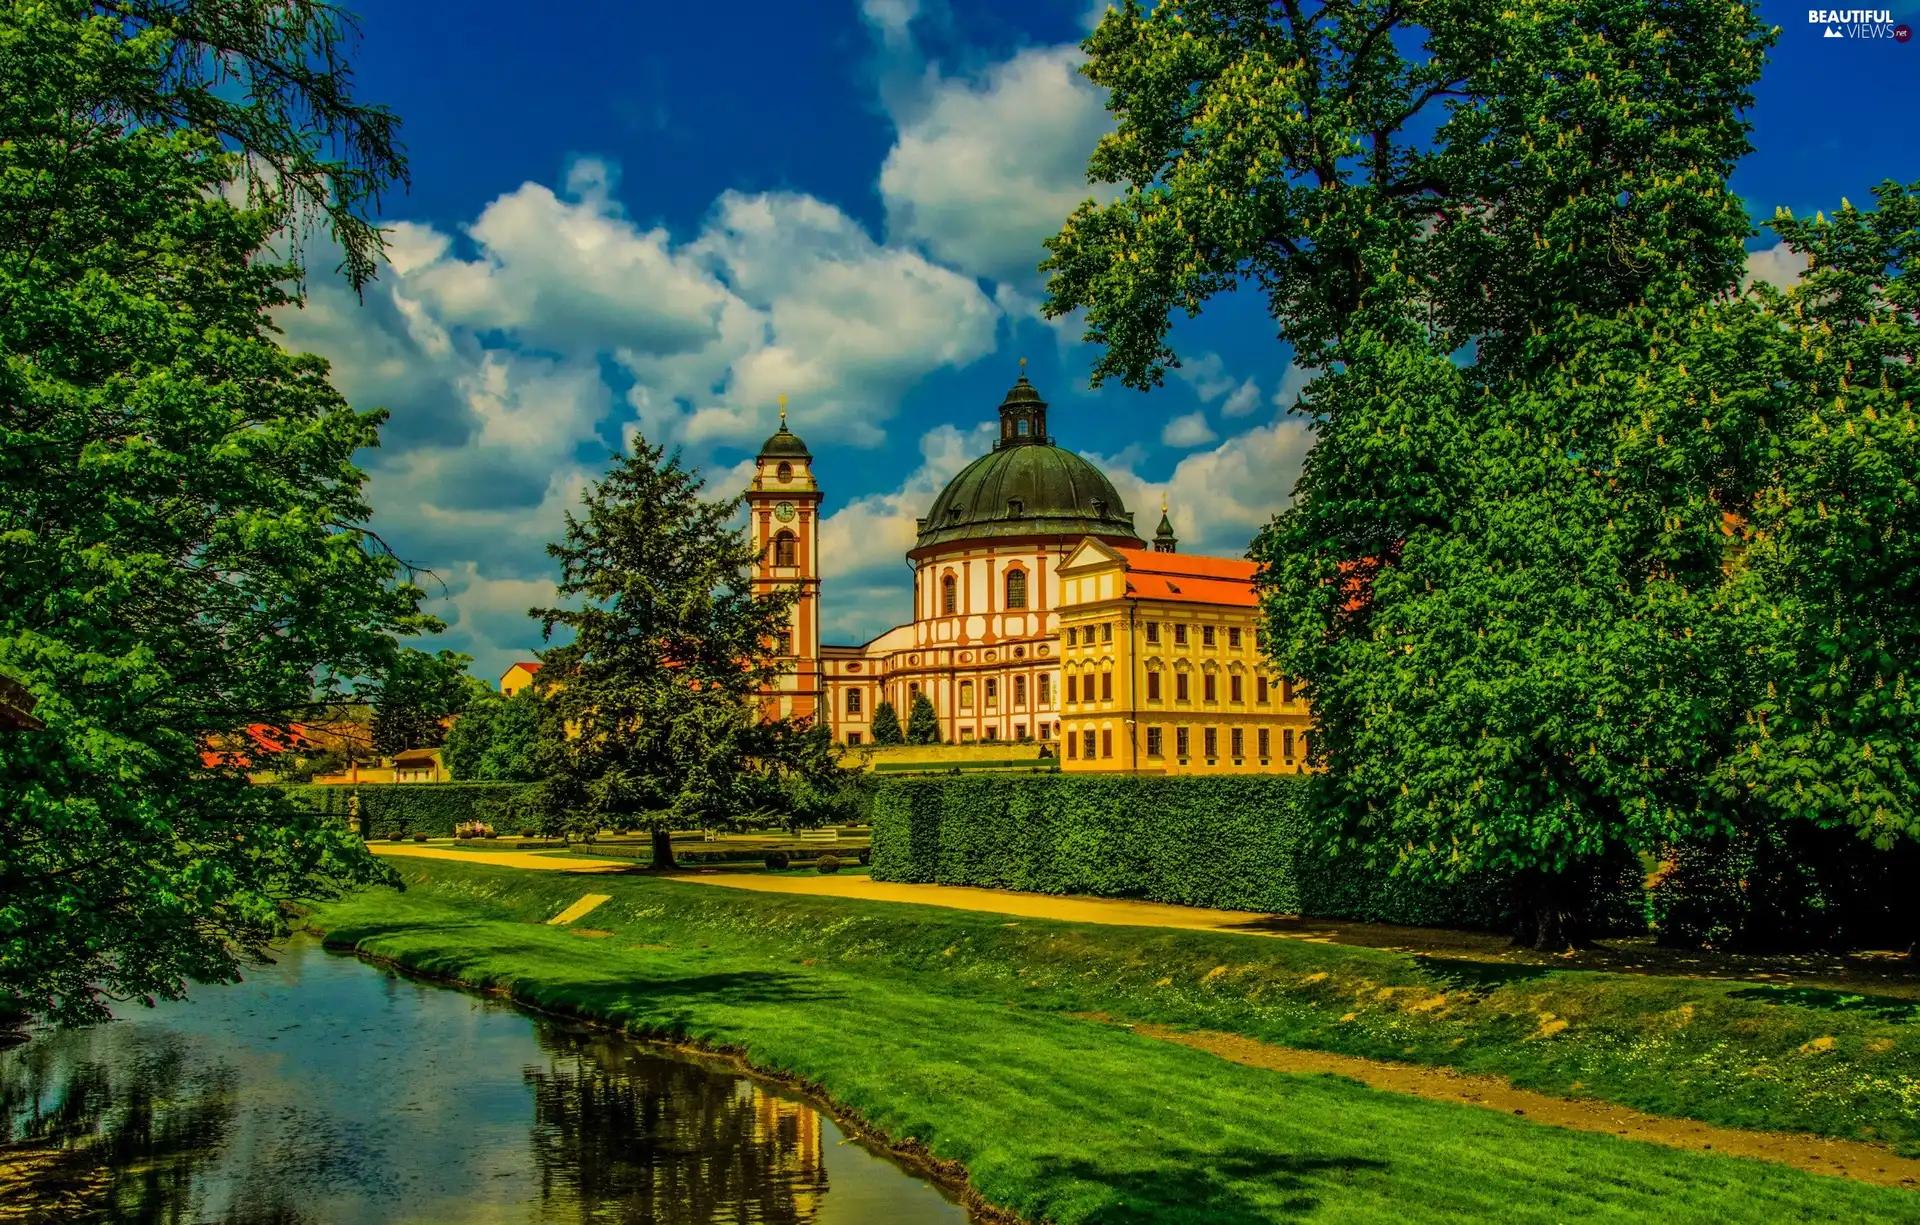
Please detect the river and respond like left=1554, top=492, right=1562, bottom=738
left=0, top=937, right=972, bottom=1224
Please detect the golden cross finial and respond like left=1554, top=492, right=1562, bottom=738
left=1161, top=491, right=1169, bottom=514
left=778, top=393, right=787, bottom=428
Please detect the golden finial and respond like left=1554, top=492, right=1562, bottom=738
left=1019, top=356, right=1027, bottom=372
left=1161, top=490, right=1169, bottom=514
left=778, top=393, right=787, bottom=428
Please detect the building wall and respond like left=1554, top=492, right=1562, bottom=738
left=1054, top=560, right=1310, bottom=776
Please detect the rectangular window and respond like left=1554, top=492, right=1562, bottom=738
left=778, top=631, right=793, bottom=656
left=986, top=725, right=998, bottom=741
left=985, top=678, right=999, bottom=709
left=1102, top=622, right=1114, bottom=643
left=1176, top=726, right=1190, bottom=758
left=1015, top=723, right=1026, bottom=740
left=1101, top=729, right=1113, bottom=758
left=1231, top=728, right=1244, bottom=759
left=1282, top=676, right=1294, bottom=703
left=1067, top=627, right=1078, bottom=646
left=1259, top=728, right=1270, bottom=759
left=1173, top=624, right=1188, bottom=645
left=1202, top=625, right=1216, bottom=647
left=1229, top=627, right=1242, bottom=649
left=1230, top=675, right=1243, bottom=703
left=1066, top=674, right=1078, bottom=703
left=1039, top=674, right=1051, bottom=705
left=846, top=688, right=862, bottom=714
left=910, top=682, right=921, bottom=700
left=1146, top=672, right=1161, bottom=701
left=1146, top=727, right=1163, bottom=757
left=961, top=727, right=975, bottom=741
left=1014, top=675, right=1027, bottom=707
left=960, top=681, right=974, bottom=709
left=847, top=731, right=863, bottom=746
left=1284, top=728, right=1296, bottom=759
left=1205, top=727, right=1218, bottom=759
left=1083, top=729, right=1097, bottom=760
left=1176, top=673, right=1189, bottom=701
left=1066, top=731, right=1077, bottom=758
left=1204, top=674, right=1217, bottom=702
left=1100, top=672, right=1113, bottom=701
left=1256, top=676, right=1269, bottom=703
left=1145, top=622, right=1160, bottom=644
left=1039, top=722, right=1052, bottom=741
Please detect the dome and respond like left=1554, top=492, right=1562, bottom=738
left=914, top=375, right=1143, bottom=553
left=758, top=424, right=811, bottom=459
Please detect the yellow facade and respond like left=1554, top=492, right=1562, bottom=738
left=1055, top=539, right=1310, bottom=775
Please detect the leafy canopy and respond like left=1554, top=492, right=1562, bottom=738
left=0, top=1, right=420, bottom=1021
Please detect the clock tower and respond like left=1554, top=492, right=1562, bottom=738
left=748, top=397, right=823, bottom=721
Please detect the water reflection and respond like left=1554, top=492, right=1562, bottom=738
left=0, top=939, right=966, bottom=1225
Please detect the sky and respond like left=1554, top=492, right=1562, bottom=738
left=281, top=0, right=1920, bottom=683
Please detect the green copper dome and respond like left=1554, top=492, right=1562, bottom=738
left=913, top=374, right=1143, bottom=554
left=758, top=425, right=811, bottom=459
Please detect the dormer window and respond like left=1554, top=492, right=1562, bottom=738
left=1007, top=499, right=1024, bottom=517
left=1091, top=498, right=1107, bottom=517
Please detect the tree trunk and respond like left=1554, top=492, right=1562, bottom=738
left=650, top=826, right=675, bottom=872
left=1511, top=868, right=1587, bottom=952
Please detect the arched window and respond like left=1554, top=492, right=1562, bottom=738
left=1005, top=568, right=1028, bottom=610
left=773, top=530, right=797, bottom=567
left=941, top=573, right=957, bottom=615
left=776, top=461, right=793, bottom=482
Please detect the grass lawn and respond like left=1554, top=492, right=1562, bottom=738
left=309, top=860, right=1920, bottom=1224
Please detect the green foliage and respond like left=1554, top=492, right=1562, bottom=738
left=0, top=2, right=418, bottom=1023
left=871, top=774, right=1520, bottom=927
left=905, top=693, right=940, bottom=744
left=867, top=699, right=904, bottom=745
left=370, top=647, right=477, bottom=756
left=528, top=442, right=856, bottom=838
left=283, top=783, right=537, bottom=839
left=441, top=685, right=542, bottom=781
left=815, top=852, right=841, bottom=875
left=763, top=851, right=790, bottom=870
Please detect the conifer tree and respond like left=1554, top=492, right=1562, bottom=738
left=906, top=694, right=941, bottom=745
left=868, top=700, right=904, bottom=746
left=530, top=442, right=852, bottom=867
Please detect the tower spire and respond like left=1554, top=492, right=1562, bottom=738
left=1154, top=494, right=1178, bottom=553
left=778, top=393, right=788, bottom=429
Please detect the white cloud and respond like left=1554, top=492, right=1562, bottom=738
left=1744, top=241, right=1808, bottom=290
left=1220, top=380, right=1262, bottom=417
left=1161, top=411, right=1218, bottom=448
left=1270, top=361, right=1316, bottom=413
left=860, top=0, right=919, bottom=45
left=1093, top=418, right=1314, bottom=559
left=879, top=46, right=1115, bottom=285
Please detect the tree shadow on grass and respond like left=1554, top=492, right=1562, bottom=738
left=1725, top=984, right=1920, bottom=1022
left=1411, top=955, right=1560, bottom=991
left=1025, top=1147, right=1389, bottom=1224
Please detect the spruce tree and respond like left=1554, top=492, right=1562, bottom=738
left=868, top=700, right=904, bottom=746
left=905, top=694, right=941, bottom=745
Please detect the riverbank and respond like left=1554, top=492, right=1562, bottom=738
left=309, top=860, right=1920, bottom=1223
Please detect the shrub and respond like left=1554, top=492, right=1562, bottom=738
left=521, top=827, right=537, bottom=839
left=871, top=774, right=1549, bottom=928
left=816, top=853, right=841, bottom=874
left=386, top=829, right=403, bottom=842
left=282, top=782, right=537, bottom=838
left=411, top=832, right=429, bottom=842
left=763, top=851, right=790, bottom=871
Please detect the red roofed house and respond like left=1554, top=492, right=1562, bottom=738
left=1053, top=530, right=1310, bottom=775
left=500, top=661, right=543, bottom=698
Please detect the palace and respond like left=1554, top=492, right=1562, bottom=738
left=743, top=373, right=1310, bottom=774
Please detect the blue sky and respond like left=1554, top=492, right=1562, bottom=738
left=284, top=0, right=1920, bottom=682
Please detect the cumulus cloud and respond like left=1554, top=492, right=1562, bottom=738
left=1744, top=241, right=1808, bottom=290
left=1092, top=418, right=1314, bottom=560
left=880, top=46, right=1115, bottom=285
left=1160, top=411, right=1218, bottom=448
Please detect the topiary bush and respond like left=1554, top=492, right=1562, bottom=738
left=763, top=851, right=790, bottom=870
left=816, top=852, right=841, bottom=875
left=870, top=774, right=1560, bottom=929
left=411, top=831, right=429, bottom=842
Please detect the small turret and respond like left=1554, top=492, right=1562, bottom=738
left=1153, top=493, right=1178, bottom=553
left=994, top=359, right=1050, bottom=449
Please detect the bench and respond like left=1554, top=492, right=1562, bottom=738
left=797, top=829, right=839, bottom=842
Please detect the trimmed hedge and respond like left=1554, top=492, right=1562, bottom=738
left=871, top=773, right=1518, bottom=927
left=282, top=783, right=537, bottom=838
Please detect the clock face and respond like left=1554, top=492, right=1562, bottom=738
left=774, top=502, right=796, bottom=523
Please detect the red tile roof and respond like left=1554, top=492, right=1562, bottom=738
left=508, top=661, right=543, bottom=672
left=1112, top=548, right=1260, bottom=607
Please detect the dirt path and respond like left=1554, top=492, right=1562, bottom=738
left=677, top=872, right=1299, bottom=934
left=1122, top=1023, right=1920, bottom=1190
left=371, top=844, right=624, bottom=872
